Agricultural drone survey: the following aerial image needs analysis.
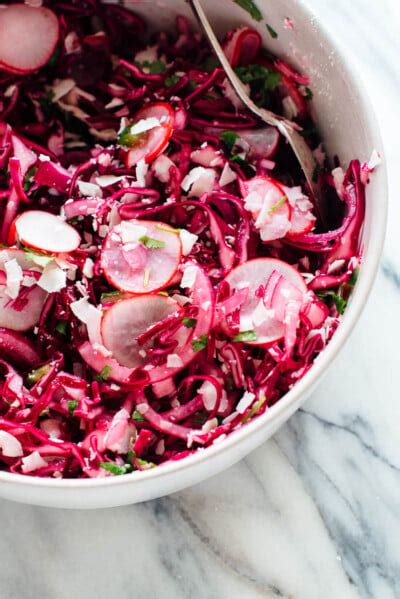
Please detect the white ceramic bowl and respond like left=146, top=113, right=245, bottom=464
left=0, top=0, right=386, bottom=508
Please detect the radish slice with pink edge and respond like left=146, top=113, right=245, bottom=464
left=101, top=294, right=189, bottom=370
left=119, top=103, right=174, bottom=167
left=224, top=27, right=262, bottom=67
left=238, top=128, right=280, bottom=160
left=14, top=210, right=81, bottom=254
left=0, top=5, right=59, bottom=74
left=79, top=264, right=214, bottom=384
left=221, top=258, right=307, bottom=346
left=241, top=176, right=292, bottom=242
left=0, top=248, right=47, bottom=332
left=101, top=219, right=182, bottom=294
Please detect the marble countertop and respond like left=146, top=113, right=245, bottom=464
left=1, top=1, right=399, bottom=598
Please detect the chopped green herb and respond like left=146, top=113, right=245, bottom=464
left=99, top=462, right=133, bottom=476
left=266, top=24, right=278, bottom=39
left=24, top=249, right=54, bottom=268
left=101, top=290, right=123, bottom=302
left=68, top=400, right=78, bottom=416
left=23, top=165, right=38, bottom=192
left=317, top=290, right=347, bottom=315
left=269, top=195, right=287, bottom=214
left=233, top=0, right=263, bottom=22
left=158, top=291, right=169, bottom=297
left=94, top=364, right=112, bottom=382
left=348, top=268, right=359, bottom=288
left=136, top=457, right=156, bottom=469
left=219, top=130, right=239, bottom=153
left=230, top=154, right=254, bottom=177
left=202, top=54, right=220, bottom=72
left=242, top=393, right=267, bottom=423
left=304, top=87, right=314, bottom=101
left=234, top=330, right=257, bottom=343
left=132, top=410, right=146, bottom=422
left=26, top=364, right=52, bottom=386
left=165, top=74, right=180, bottom=87
left=117, top=125, right=142, bottom=149
left=46, top=44, right=61, bottom=68
left=55, top=320, right=67, bottom=336
left=136, top=59, right=166, bottom=74
left=192, top=334, right=208, bottom=352
left=235, top=64, right=281, bottom=107
left=139, top=235, right=166, bottom=250
left=182, top=317, right=197, bottom=329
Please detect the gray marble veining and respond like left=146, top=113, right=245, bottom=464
left=0, top=1, right=399, bottom=598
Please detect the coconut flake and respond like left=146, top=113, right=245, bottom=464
left=38, top=262, right=67, bottom=293
left=367, top=149, right=382, bottom=170
left=136, top=160, right=149, bottom=188
left=0, top=430, right=23, bottom=457
left=77, top=180, right=103, bottom=198
left=167, top=354, right=183, bottom=368
left=52, top=78, right=76, bottom=102
left=332, top=167, right=345, bottom=197
left=70, top=297, right=102, bottom=346
left=180, top=265, right=198, bottom=289
left=219, top=162, right=237, bottom=187
left=181, top=167, right=216, bottom=196
left=130, top=117, right=161, bottom=136
left=21, top=451, right=47, bottom=473
left=201, top=417, right=218, bottom=433
left=236, top=391, right=256, bottom=414
left=135, top=45, right=158, bottom=64
left=95, top=175, right=125, bottom=188
left=179, top=229, right=198, bottom=256
left=4, top=259, right=23, bottom=299
left=282, top=95, right=299, bottom=120
left=198, top=381, right=218, bottom=411
left=120, top=222, right=147, bottom=244
left=82, top=258, right=94, bottom=279
left=152, top=154, right=174, bottom=183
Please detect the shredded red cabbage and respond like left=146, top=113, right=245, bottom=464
left=0, top=2, right=367, bottom=479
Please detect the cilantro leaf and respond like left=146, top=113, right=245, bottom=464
left=56, top=320, right=67, bottom=335
left=317, top=290, right=347, bottom=315
left=304, top=87, right=314, bottom=101
left=235, top=64, right=281, bottom=107
left=219, top=130, right=238, bottom=153
left=99, top=462, right=133, bottom=476
left=137, top=59, right=166, bottom=74
left=68, top=400, right=78, bottom=416
left=192, top=334, right=208, bottom=352
left=182, top=317, right=197, bottom=328
left=139, top=235, right=166, bottom=250
left=348, top=268, right=359, bottom=287
left=165, top=74, right=180, bottom=87
left=234, top=330, right=257, bottom=342
left=26, top=364, right=52, bottom=386
left=94, top=365, right=112, bottom=382
left=132, top=410, right=146, bottom=422
left=266, top=24, right=278, bottom=39
left=242, top=393, right=267, bottom=423
left=233, top=0, right=263, bottom=22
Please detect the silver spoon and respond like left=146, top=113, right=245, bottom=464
left=188, top=0, right=321, bottom=206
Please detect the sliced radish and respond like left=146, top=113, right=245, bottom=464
left=101, top=294, right=188, bottom=369
left=222, top=258, right=307, bottom=346
left=0, top=5, right=59, bottom=74
left=224, top=27, right=262, bottom=67
left=119, top=103, right=174, bottom=167
left=241, top=176, right=292, bottom=242
left=14, top=211, right=81, bottom=254
left=0, top=249, right=47, bottom=332
left=101, top=219, right=182, bottom=294
left=238, top=127, right=280, bottom=160
left=301, top=300, right=329, bottom=329
left=283, top=185, right=316, bottom=237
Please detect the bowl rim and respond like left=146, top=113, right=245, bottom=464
left=0, top=0, right=387, bottom=491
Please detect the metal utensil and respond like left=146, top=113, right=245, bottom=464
left=187, top=0, right=321, bottom=205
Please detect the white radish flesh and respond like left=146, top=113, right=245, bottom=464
left=0, top=5, right=59, bottom=74
left=222, top=258, right=307, bottom=345
left=15, top=211, right=81, bottom=254
left=101, top=220, right=182, bottom=294
left=101, top=295, right=188, bottom=369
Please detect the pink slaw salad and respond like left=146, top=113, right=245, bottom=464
left=0, top=1, right=367, bottom=478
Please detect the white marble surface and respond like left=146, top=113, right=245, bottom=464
left=1, top=2, right=399, bottom=597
